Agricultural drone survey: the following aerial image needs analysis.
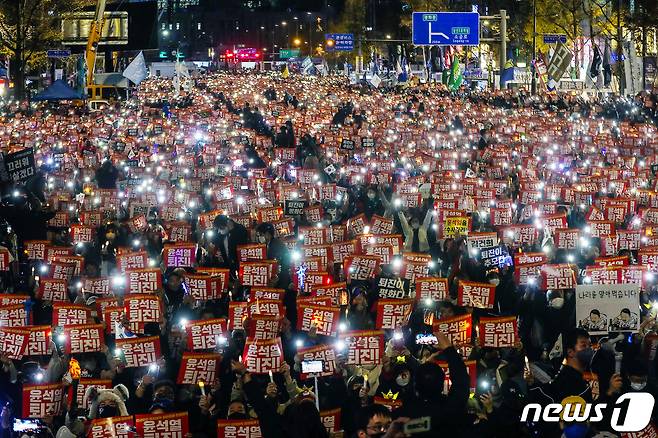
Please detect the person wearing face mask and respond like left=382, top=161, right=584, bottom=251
left=378, top=363, right=415, bottom=405
left=85, top=384, right=130, bottom=419
left=528, top=328, right=623, bottom=435
left=212, top=215, right=249, bottom=272
left=255, top=223, right=290, bottom=287
left=398, top=208, right=433, bottom=253
left=624, top=360, right=658, bottom=422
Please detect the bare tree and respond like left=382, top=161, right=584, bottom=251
left=0, top=0, right=89, bottom=99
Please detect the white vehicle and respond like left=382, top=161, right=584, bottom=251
left=88, top=99, right=109, bottom=112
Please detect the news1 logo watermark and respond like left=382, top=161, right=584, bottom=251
left=521, top=393, right=656, bottom=432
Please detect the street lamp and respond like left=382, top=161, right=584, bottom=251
left=293, top=38, right=301, bottom=46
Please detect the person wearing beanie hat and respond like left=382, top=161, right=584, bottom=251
left=85, top=384, right=130, bottom=419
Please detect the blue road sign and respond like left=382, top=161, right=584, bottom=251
left=543, top=34, right=567, bottom=44
left=47, top=49, right=71, bottom=58
left=325, top=33, right=354, bottom=51
left=412, top=12, right=480, bottom=46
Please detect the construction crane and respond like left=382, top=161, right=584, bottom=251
left=85, top=0, right=107, bottom=99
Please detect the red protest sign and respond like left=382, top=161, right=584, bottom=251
left=247, top=315, right=282, bottom=340
left=165, top=221, right=192, bottom=243
left=371, top=215, right=394, bottom=235
left=415, top=277, right=449, bottom=302
left=457, top=281, right=496, bottom=309
left=228, top=302, right=248, bottom=331
left=595, top=255, right=629, bottom=267
left=298, top=344, right=337, bottom=380
left=115, top=336, right=162, bottom=368
left=320, top=408, right=342, bottom=434
left=25, top=326, right=51, bottom=356
left=0, top=304, right=29, bottom=326
left=124, top=294, right=162, bottom=323
left=126, top=269, right=162, bottom=294
left=53, top=303, right=90, bottom=326
left=295, top=271, right=332, bottom=294
left=332, top=239, right=359, bottom=264
left=103, top=306, right=126, bottom=335
left=87, top=416, right=134, bottom=438
left=239, top=262, right=272, bottom=287
left=130, top=215, right=148, bottom=233
left=312, top=282, right=348, bottom=306
left=44, top=246, right=73, bottom=263
left=237, top=244, right=267, bottom=263
left=0, top=248, right=11, bottom=271
left=216, top=419, right=262, bottom=438
left=22, top=383, right=64, bottom=418
left=302, top=244, right=333, bottom=267
left=344, top=255, right=380, bottom=281
left=195, top=268, right=230, bottom=294
left=249, top=288, right=285, bottom=302
left=83, top=277, right=111, bottom=295
left=339, top=330, right=384, bottom=366
left=176, top=352, right=221, bottom=385
left=540, top=264, right=577, bottom=290
left=400, top=259, right=430, bottom=283
left=186, top=318, right=227, bottom=351
left=296, top=304, right=341, bottom=336
left=135, top=412, right=189, bottom=438
left=247, top=299, right=283, bottom=317
left=53, top=255, right=84, bottom=276
left=37, top=279, right=68, bottom=302
left=242, top=337, right=284, bottom=374
left=0, top=327, right=29, bottom=359
left=163, top=244, right=196, bottom=267
left=117, top=251, right=149, bottom=272
left=70, top=224, right=95, bottom=243
left=186, top=274, right=224, bottom=301
left=478, top=316, right=518, bottom=348
left=0, top=294, right=29, bottom=306
left=433, top=314, right=472, bottom=347
left=64, top=324, right=105, bottom=354
left=74, top=379, right=112, bottom=410
left=25, top=240, right=49, bottom=260
left=48, top=260, right=75, bottom=280
left=375, top=299, right=414, bottom=330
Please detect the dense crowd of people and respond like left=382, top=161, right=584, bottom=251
left=0, top=72, right=656, bottom=438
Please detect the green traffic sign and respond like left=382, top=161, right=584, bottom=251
left=280, top=48, right=300, bottom=59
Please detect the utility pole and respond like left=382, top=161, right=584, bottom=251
left=530, top=0, right=537, bottom=95
left=480, top=11, right=508, bottom=90
left=499, top=9, right=507, bottom=90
